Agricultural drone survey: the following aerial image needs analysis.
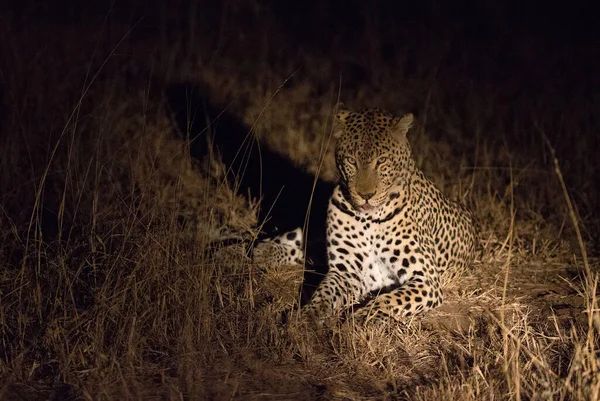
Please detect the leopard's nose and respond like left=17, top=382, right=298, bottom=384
left=358, top=191, right=375, bottom=201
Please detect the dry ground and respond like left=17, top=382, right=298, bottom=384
left=0, top=2, right=598, bottom=400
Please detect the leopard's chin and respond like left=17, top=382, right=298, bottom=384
left=360, top=203, right=374, bottom=212
left=351, top=200, right=384, bottom=213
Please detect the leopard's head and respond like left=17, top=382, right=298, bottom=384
left=334, top=107, right=415, bottom=212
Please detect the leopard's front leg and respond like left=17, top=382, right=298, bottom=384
left=303, top=266, right=366, bottom=321
left=356, top=279, right=442, bottom=324
left=354, top=260, right=443, bottom=323
left=302, top=189, right=370, bottom=322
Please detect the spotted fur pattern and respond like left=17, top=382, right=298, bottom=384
left=254, top=107, right=478, bottom=323
left=253, top=228, right=304, bottom=267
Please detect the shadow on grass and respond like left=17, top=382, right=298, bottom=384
left=167, top=83, right=332, bottom=299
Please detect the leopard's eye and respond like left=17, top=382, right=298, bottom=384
left=377, top=156, right=388, bottom=165
left=345, top=156, right=357, bottom=166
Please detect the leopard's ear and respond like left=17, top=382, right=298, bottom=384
left=333, top=103, right=351, bottom=138
left=335, top=103, right=352, bottom=123
left=393, top=113, right=414, bottom=138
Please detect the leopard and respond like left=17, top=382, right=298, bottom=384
left=253, top=107, right=478, bottom=324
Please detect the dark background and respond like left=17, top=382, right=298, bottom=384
left=1, top=0, right=598, bottom=237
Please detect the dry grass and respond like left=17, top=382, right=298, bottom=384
left=0, top=3, right=598, bottom=400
